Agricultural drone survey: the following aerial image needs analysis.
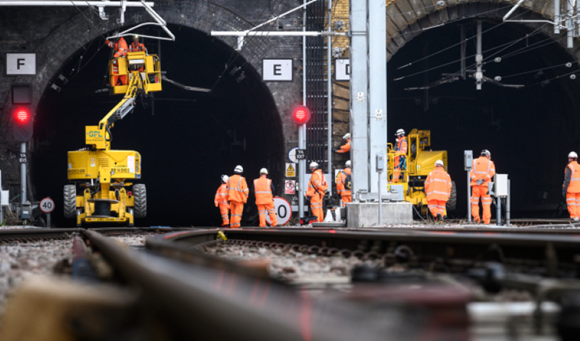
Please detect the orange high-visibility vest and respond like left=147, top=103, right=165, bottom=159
left=566, top=161, right=580, bottom=193
left=395, top=137, right=408, bottom=156
left=129, top=42, right=146, bottom=52
left=336, top=168, right=351, bottom=196
left=254, top=177, right=273, bottom=205
left=307, top=170, right=327, bottom=197
left=337, top=140, right=351, bottom=153
left=470, top=156, right=495, bottom=185
left=425, top=168, right=452, bottom=201
left=228, top=174, right=248, bottom=203
left=214, top=183, right=229, bottom=206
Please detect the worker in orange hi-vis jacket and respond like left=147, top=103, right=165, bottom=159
left=470, top=149, right=496, bottom=224
left=129, top=35, right=146, bottom=52
left=253, top=168, right=277, bottom=228
left=306, top=162, right=328, bottom=222
left=227, top=165, right=249, bottom=228
left=392, top=128, right=408, bottom=183
left=336, top=160, right=352, bottom=207
left=105, top=36, right=128, bottom=86
left=425, top=160, right=452, bottom=222
left=334, top=133, right=351, bottom=154
left=563, top=151, right=580, bottom=221
left=214, top=175, right=230, bottom=227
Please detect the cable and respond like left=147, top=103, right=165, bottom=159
left=69, top=1, right=107, bottom=40
left=397, top=6, right=528, bottom=70
left=501, top=61, right=574, bottom=79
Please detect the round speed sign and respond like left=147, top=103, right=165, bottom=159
left=40, top=197, right=55, bottom=214
left=266, top=197, right=292, bottom=226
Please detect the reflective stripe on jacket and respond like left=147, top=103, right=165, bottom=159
left=214, top=183, right=229, bottom=207
left=425, top=168, right=452, bottom=201
left=227, top=174, right=249, bottom=203
left=338, top=141, right=351, bottom=153
left=336, top=168, right=351, bottom=196
left=470, top=156, right=495, bottom=185
left=307, top=170, right=327, bottom=197
left=254, top=177, right=274, bottom=205
left=129, top=42, right=146, bottom=52
left=565, top=161, right=580, bottom=193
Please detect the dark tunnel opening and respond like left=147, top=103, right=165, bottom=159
left=33, top=25, right=284, bottom=227
left=388, top=18, right=580, bottom=219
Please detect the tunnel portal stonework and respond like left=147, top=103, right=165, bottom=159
left=0, top=0, right=577, bottom=208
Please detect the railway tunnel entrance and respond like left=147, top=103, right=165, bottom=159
left=387, top=12, right=580, bottom=218
left=32, top=25, right=284, bottom=227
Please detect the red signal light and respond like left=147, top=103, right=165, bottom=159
left=291, top=105, right=311, bottom=125
left=15, top=109, right=29, bottom=123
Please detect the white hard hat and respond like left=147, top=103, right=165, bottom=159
left=569, top=151, right=578, bottom=158
left=395, top=129, right=405, bottom=136
left=435, top=160, right=444, bottom=167
left=345, top=160, right=351, bottom=168
left=234, top=165, right=243, bottom=173
left=221, top=174, right=229, bottom=183
left=260, top=168, right=268, bottom=175
left=309, top=162, right=319, bottom=169
left=481, top=149, right=491, bottom=157
left=343, top=133, right=351, bottom=140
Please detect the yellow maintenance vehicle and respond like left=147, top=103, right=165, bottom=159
left=387, top=129, right=456, bottom=217
left=63, top=49, right=162, bottom=226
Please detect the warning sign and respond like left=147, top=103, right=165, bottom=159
left=285, top=180, right=296, bottom=194
left=285, top=163, right=296, bottom=177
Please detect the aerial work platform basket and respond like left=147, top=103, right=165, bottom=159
left=108, top=51, right=162, bottom=95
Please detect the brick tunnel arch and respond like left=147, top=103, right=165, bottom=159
left=11, top=2, right=299, bottom=227
left=383, top=1, right=580, bottom=217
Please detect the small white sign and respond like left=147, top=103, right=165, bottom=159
left=288, top=147, right=299, bottom=163
left=263, top=59, right=293, bottom=82
left=266, top=197, right=292, bottom=226
left=6, top=53, right=36, bottom=75
left=39, top=197, right=55, bottom=214
left=335, top=59, right=350, bottom=81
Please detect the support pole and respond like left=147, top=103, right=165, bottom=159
left=20, top=142, right=26, bottom=205
left=367, top=0, right=387, bottom=195
left=476, top=21, right=483, bottom=90
left=567, top=0, right=574, bottom=48
left=467, top=172, right=471, bottom=222
left=378, top=170, right=382, bottom=226
left=299, top=0, right=307, bottom=218
left=555, top=0, right=561, bottom=34
left=507, top=180, right=511, bottom=227
left=327, top=0, right=333, bottom=184
left=349, top=0, right=369, bottom=199
left=496, top=193, right=502, bottom=227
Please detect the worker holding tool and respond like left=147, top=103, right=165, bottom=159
left=105, top=35, right=128, bottom=86
left=392, top=129, right=408, bottom=183
left=227, top=165, right=249, bottom=228
left=306, top=162, right=328, bottom=222
left=470, top=149, right=495, bottom=224
left=425, top=160, right=452, bottom=222
left=334, top=133, right=351, bottom=154
left=214, top=175, right=230, bottom=227
left=336, top=160, right=352, bottom=207
left=253, top=168, right=277, bottom=228
left=563, top=152, right=580, bottom=221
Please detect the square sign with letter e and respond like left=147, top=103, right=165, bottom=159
left=263, top=59, right=293, bottom=82
left=6, top=53, right=36, bottom=75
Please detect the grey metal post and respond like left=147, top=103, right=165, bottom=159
left=367, top=0, right=387, bottom=194
left=467, top=172, right=471, bottom=222
left=555, top=0, right=561, bottom=34
left=349, top=0, right=368, bottom=199
left=327, top=0, right=332, bottom=180
left=496, top=193, right=502, bottom=227
left=460, top=25, right=466, bottom=80
left=567, top=0, right=574, bottom=48
left=21, top=142, right=26, bottom=204
left=47, top=213, right=51, bottom=227
left=299, top=0, right=307, bottom=218
left=378, top=170, right=382, bottom=226
left=507, top=179, right=510, bottom=227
